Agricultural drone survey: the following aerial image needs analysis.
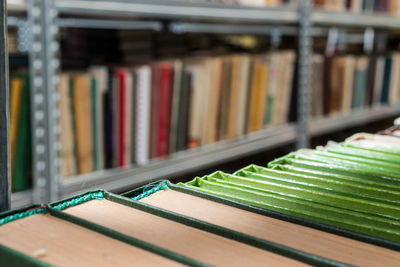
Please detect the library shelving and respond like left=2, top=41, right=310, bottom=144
left=3, top=0, right=400, bottom=209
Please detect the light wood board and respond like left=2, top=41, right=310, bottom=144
left=141, top=189, right=400, bottom=267
left=64, top=199, right=306, bottom=267
left=0, top=213, right=179, bottom=266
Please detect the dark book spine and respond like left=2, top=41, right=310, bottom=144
left=381, top=55, right=392, bottom=104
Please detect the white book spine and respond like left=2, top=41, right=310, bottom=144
left=135, top=66, right=151, bottom=165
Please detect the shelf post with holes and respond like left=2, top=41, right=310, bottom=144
left=297, top=0, right=312, bottom=149
left=28, top=0, right=61, bottom=203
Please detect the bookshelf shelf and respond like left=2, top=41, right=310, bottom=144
left=56, top=18, right=163, bottom=31
left=169, top=22, right=298, bottom=35
left=309, top=105, right=400, bottom=137
left=312, top=10, right=400, bottom=29
left=55, top=0, right=298, bottom=24
left=60, top=124, right=296, bottom=197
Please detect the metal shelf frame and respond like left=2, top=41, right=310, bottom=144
left=5, top=0, right=400, bottom=209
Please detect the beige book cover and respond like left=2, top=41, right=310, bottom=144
left=73, top=73, right=93, bottom=174
left=188, top=60, right=208, bottom=147
left=89, top=66, right=108, bottom=170
left=389, top=53, right=400, bottom=104
left=236, top=54, right=252, bottom=137
left=341, top=56, right=356, bottom=113
left=203, top=58, right=223, bottom=144
left=0, top=214, right=178, bottom=266
left=310, top=54, right=324, bottom=117
left=64, top=199, right=305, bottom=266
left=140, top=189, right=400, bottom=267
left=124, top=69, right=133, bottom=164
left=227, top=55, right=241, bottom=140
left=280, top=51, right=296, bottom=124
left=248, top=55, right=268, bottom=132
left=59, top=73, right=77, bottom=177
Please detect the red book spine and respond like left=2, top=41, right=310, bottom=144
left=117, top=71, right=126, bottom=167
left=157, top=64, right=172, bottom=157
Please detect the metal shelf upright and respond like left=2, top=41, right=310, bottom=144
left=0, top=0, right=10, bottom=212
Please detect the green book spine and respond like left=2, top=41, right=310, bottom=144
left=13, top=74, right=31, bottom=192
left=264, top=96, right=274, bottom=125
left=353, top=69, right=367, bottom=109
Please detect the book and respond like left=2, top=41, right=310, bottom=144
left=63, top=199, right=303, bottom=266
left=0, top=213, right=177, bottom=266
left=73, top=73, right=94, bottom=174
left=352, top=56, right=369, bottom=109
left=12, top=74, right=31, bottom=191
left=372, top=56, right=385, bottom=105
left=115, top=69, right=127, bottom=167
left=157, top=63, right=172, bottom=157
left=135, top=66, right=151, bottom=165
left=389, top=53, right=400, bottom=104
left=342, top=56, right=356, bottom=113
left=90, top=66, right=108, bottom=170
left=10, top=76, right=22, bottom=172
left=380, top=55, right=392, bottom=104
left=150, top=64, right=161, bottom=159
left=169, top=61, right=184, bottom=153
left=140, top=187, right=400, bottom=267
left=236, top=55, right=252, bottom=137
left=59, top=73, right=77, bottom=177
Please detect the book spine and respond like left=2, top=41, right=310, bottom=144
left=135, top=66, right=151, bottom=165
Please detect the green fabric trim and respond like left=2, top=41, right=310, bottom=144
left=52, top=191, right=104, bottom=211
left=48, top=203, right=208, bottom=267
left=132, top=180, right=168, bottom=201
left=0, top=206, right=48, bottom=226
left=112, top=191, right=348, bottom=267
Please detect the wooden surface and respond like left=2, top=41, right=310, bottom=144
left=141, top=189, right=400, bottom=267
left=0, top=214, right=179, bottom=266
left=65, top=199, right=306, bottom=267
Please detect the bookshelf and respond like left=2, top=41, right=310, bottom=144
left=3, top=0, right=400, bottom=209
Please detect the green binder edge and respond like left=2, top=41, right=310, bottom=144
left=117, top=183, right=348, bottom=267
left=48, top=190, right=208, bottom=267
left=121, top=180, right=400, bottom=252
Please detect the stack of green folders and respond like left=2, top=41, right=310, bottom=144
left=181, top=132, right=400, bottom=244
left=1, top=132, right=400, bottom=267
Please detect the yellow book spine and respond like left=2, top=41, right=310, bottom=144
left=10, top=77, right=23, bottom=170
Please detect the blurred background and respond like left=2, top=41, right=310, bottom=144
left=7, top=0, right=400, bottom=208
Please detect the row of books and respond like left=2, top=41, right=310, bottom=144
left=2, top=130, right=399, bottom=266
left=314, top=0, right=400, bottom=15
left=59, top=51, right=296, bottom=177
left=9, top=73, right=31, bottom=192
left=182, top=131, right=400, bottom=246
left=310, top=53, right=400, bottom=118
